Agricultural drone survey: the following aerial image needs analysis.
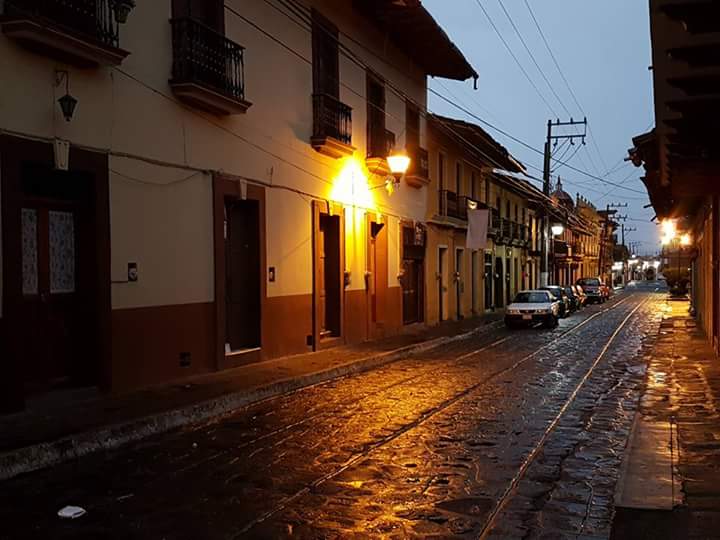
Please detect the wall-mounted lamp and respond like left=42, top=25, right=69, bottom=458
left=385, top=150, right=411, bottom=196
left=55, top=70, right=77, bottom=122
left=111, top=0, right=136, bottom=24
left=551, top=224, right=565, bottom=236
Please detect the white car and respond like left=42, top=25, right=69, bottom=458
left=505, top=290, right=561, bottom=329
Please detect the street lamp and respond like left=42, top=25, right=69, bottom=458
left=385, top=150, right=410, bottom=196
left=551, top=224, right=565, bottom=236
left=112, top=0, right=136, bottom=24
left=680, top=233, right=692, bottom=247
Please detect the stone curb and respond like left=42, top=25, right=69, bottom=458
left=0, top=321, right=500, bottom=482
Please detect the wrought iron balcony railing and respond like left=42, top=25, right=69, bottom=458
left=312, top=93, right=353, bottom=146
left=368, top=127, right=395, bottom=159
left=4, top=0, right=121, bottom=48
left=171, top=18, right=246, bottom=107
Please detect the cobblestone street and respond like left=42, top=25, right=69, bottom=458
left=0, top=292, right=665, bottom=539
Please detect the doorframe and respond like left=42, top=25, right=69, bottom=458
left=0, top=135, right=110, bottom=411
left=400, top=221, right=425, bottom=326
left=213, top=175, right=266, bottom=370
left=311, top=200, right=345, bottom=350
left=366, top=213, right=387, bottom=339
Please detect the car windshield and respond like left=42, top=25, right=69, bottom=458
left=544, top=287, right=562, bottom=296
left=579, top=278, right=601, bottom=286
left=513, top=292, right=549, bottom=303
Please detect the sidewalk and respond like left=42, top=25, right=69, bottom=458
left=612, top=299, right=720, bottom=538
left=0, top=313, right=502, bottom=481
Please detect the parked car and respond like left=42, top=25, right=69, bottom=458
left=540, top=286, right=571, bottom=318
left=505, top=290, right=561, bottom=329
left=571, top=285, right=587, bottom=308
left=564, top=286, right=581, bottom=312
left=577, top=277, right=605, bottom=304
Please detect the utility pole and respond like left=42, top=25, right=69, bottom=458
left=622, top=225, right=636, bottom=248
left=540, top=117, right=587, bottom=286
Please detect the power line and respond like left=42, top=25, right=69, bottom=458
left=522, top=0, right=609, bottom=175
left=471, top=0, right=558, bottom=116
left=428, top=88, right=647, bottom=195
left=496, top=0, right=572, bottom=117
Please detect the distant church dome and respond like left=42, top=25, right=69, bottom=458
left=551, top=178, right=574, bottom=209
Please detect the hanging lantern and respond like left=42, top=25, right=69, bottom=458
left=112, top=0, right=136, bottom=24
left=58, top=93, right=78, bottom=122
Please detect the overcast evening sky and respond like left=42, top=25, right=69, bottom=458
left=424, top=0, right=659, bottom=255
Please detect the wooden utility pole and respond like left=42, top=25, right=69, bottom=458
left=540, top=117, right=587, bottom=286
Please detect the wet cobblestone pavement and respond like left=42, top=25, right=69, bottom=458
left=0, top=292, right=665, bottom=539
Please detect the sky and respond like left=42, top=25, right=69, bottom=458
left=424, top=0, right=659, bottom=255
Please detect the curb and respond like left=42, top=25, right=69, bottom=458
left=0, top=320, right=500, bottom=482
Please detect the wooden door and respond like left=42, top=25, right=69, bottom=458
left=494, top=257, right=504, bottom=308
left=368, top=221, right=387, bottom=334
left=225, top=200, right=261, bottom=351
left=319, top=214, right=341, bottom=337
left=456, top=249, right=464, bottom=320
left=402, top=259, right=422, bottom=325
left=484, top=252, right=493, bottom=310
left=19, top=204, right=80, bottom=390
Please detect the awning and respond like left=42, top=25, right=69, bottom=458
left=353, top=0, right=478, bottom=82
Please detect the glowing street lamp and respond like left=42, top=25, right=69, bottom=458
left=680, top=233, right=692, bottom=247
left=551, top=223, right=564, bottom=236
left=385, top=151, right=411, bottom=196
left=387, top=151, right=410, bottom=178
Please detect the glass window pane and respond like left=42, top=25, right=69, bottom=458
left=49, top=211, right=76, bottom=294
left=21, top=208, right=38, bottom=296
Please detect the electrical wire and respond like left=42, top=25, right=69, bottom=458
left=471, top=0, right=558, bottom=117
left=496, top=0, right=572, bottom=117
left=522, top=0, right=609, bottom=174
left=428, top=88, right=647, bottom=195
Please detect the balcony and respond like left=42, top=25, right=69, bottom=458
left=311, top=93, right=354, bottom=158
left=170, top=18, right=251, bottom=116
left=1, top=0, right=130, bottom=67
left=572, top=242, right=585, bottom=261
left=438, top=190, right=460, bottom=219
left=366, top=128, right=395, bottom=175
left=405, top=146, right=430, bottom=188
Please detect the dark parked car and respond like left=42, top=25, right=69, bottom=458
left=540, top=286, right=571, bottom=318
left=577, top=277, right=605, bottom=304
left=564, top=286, right=581, bottom=312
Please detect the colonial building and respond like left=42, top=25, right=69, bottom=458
left=0, top=0, right=477, bottom=411
left=424, top=115, right=548, bottom=323
left=630, top=0, right=719, bottom=352
left=549, top=180, right=605, bottom=285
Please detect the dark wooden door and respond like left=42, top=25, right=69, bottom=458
left=494, top=257, right=504, bottom=308
left=226, top=200, right=261, bottom=351
left=402, top=259, right=422, bottom=325
left=319, top=214, right=341, bottom=337
left=19, top=204, right=81, bottom=389
left=369, top=221, right=387, bottom=332
left=484, top=253, right=493, bottom=310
